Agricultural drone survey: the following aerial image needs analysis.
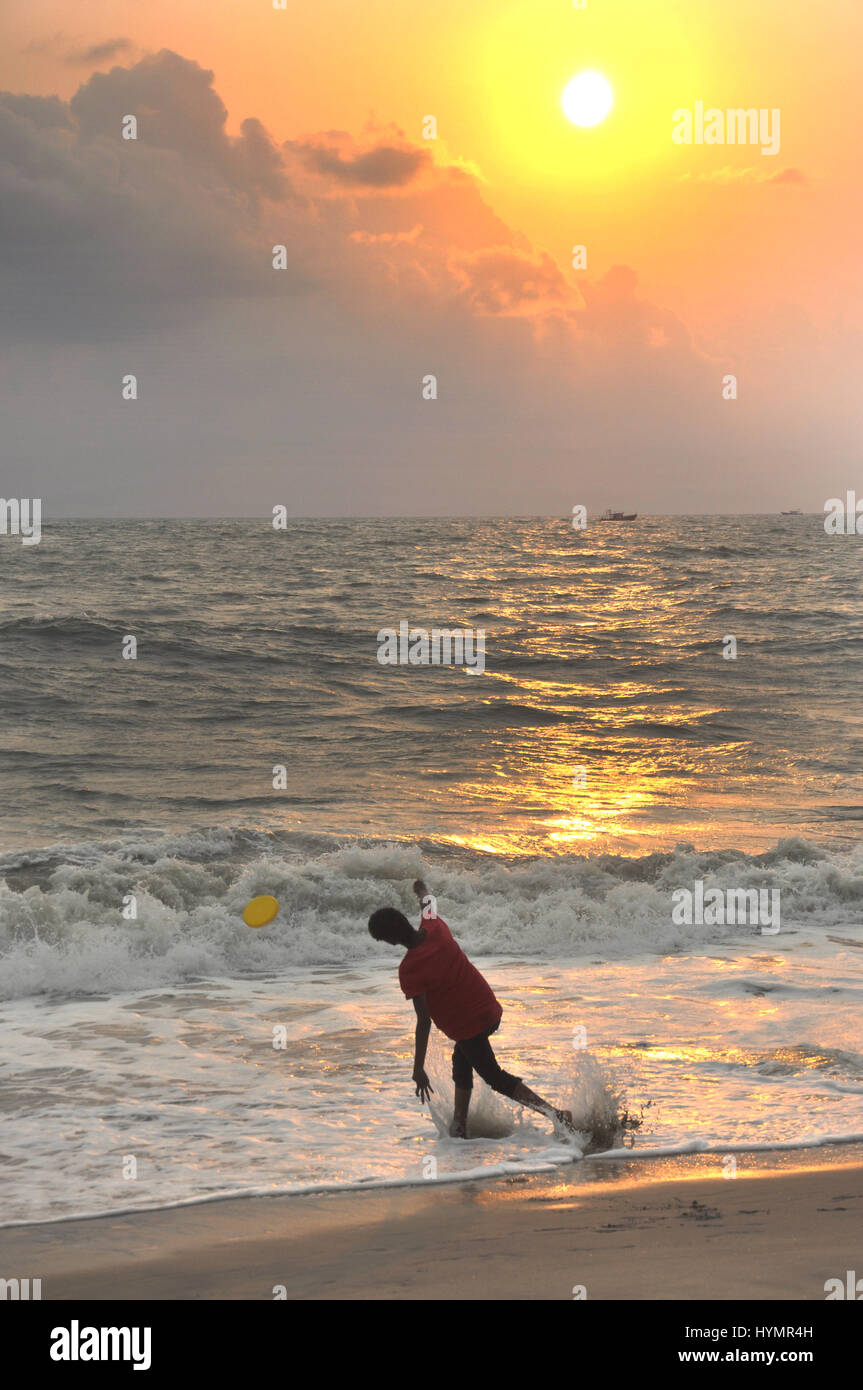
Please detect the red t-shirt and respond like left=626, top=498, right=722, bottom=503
left=398, top=915, right=502, bottom=1042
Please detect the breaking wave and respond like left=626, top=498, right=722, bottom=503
left=2, top=827, right=863, bottom=1000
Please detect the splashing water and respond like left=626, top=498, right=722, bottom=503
left=424, top=1032, right=630, bottom=1149
left=424, top=1031, right=520, bottom=1139
left=565, top=1052, right=632, bottom=1152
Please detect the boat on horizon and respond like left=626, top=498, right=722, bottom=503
left=781, top=509, right=802, bottom=515
left=598, top=509, right=638, bottom=521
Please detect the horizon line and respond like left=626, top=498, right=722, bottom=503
left=28, top=511, right=816, bottom=523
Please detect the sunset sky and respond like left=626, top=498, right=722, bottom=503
left=1, top=0, right=861, bottom=515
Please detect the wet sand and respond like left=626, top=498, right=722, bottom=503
left=2, top=1147, right=861, bottom=1300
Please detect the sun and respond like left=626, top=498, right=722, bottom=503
left=562, top=71, right=614, bottom=128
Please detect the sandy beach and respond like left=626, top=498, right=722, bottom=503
left=3, top=1147, right=860, bottom=1301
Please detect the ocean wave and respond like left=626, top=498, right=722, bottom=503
left=1, top=829, right=863, bottom=1001
left=381, top=699, right=566, bottom=726
left=0, top=614, right=122, bottom=641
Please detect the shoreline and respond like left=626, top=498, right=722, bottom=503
left=3, top=1144, right=861, bottom=1301
left=4, top=1132, right=863, bottom=1234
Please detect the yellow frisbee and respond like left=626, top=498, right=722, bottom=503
left=243, top=894, right=279, bottom=928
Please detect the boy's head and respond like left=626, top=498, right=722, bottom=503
left=368, top=906, right=413, bottom=948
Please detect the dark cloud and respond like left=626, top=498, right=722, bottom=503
left=453, top=247, right=568, bottom=317
left=66, top=38, right=135, bottom=67
left=68, top=50, right=292, bottom=199
left=22, top=32, right=135, bottom=66
left=292, top=135, right=430, bottom=188
left=0, top=54, right=306, bottom=343
left=71, top=49, right=230, bottom=157
left=0, top=92, right=70, bottom=129
left=234, top=117, right=294, bottom=201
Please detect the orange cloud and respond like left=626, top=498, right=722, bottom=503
left=289, top=131, right=431, bottom=190
left=676, top=165, right=807, bottom=185
left=451, top=247, right=570, bottom=319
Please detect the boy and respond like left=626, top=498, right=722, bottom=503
left=368, top=880, right=573, bottom=1137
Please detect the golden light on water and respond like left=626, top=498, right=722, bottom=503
left=438, top=732, right=705, bottom=857
left=406, top=530, right=815, bottom=858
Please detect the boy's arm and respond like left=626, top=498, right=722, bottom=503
left=412, top=879, right=437, bottom=920
left=411, top=994, right=433, bottom=1102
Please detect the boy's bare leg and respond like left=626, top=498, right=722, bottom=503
left=450, top=1086, right=471, bottom=1138
left=513, top=1081, right=574, bottom=1130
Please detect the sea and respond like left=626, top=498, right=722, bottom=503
left=2, top=514, right=863, bottom=1225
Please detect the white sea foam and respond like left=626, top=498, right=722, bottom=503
left=2, top=830, right=863, bottom=1001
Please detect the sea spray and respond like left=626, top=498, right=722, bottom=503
left=565, top=1052, right=632, bottom=1153
left=424, top=1030, right=517, bottom=1139
left=423, top=1031, right=630, bottom=1150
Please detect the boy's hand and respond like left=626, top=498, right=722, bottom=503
left=413, top=1066, right=434, bottom=1103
